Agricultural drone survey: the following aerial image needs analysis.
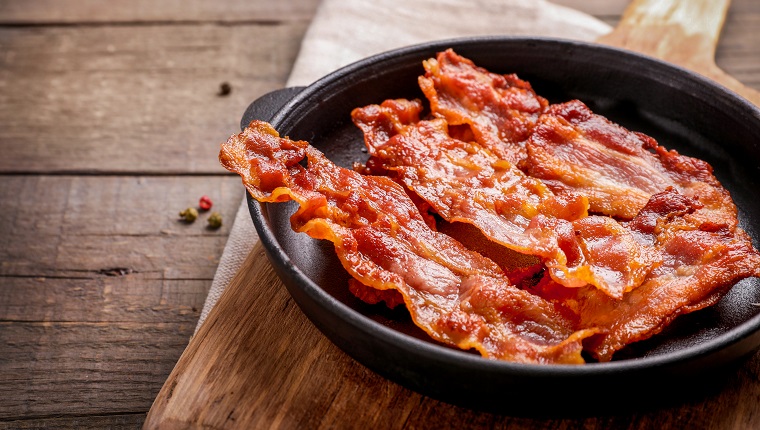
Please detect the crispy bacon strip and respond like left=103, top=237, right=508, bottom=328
left=352, top=99, right=657, bottom=298
left=418, top=49, right=548, bottom=164
left=525, top=190, right=760, bottom=361
left=524, top=100, right=736, bottom=222
left=219, top=120, right=597, bottom=364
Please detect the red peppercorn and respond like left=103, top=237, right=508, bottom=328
left=199, top=195, right=213, bottom=211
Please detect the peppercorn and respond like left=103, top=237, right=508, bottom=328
left=179, top=207, right=198, bottom=223
left=218, top=82, right=232, bottom=97
left=199, top=195, right=213, bottom=211
left=207, top=211, right=222, bottom=229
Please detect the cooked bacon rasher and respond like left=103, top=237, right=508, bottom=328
left=524, top=99, right=738, bottom=224
left=352, top=98, right=656, bottom=299
left=418, top=49, right=547, bottom=165
left=516, top=190, right=760, bottom=361
left=219, top=120, right=596, bottom=364
left=219, top=49, right=760, bottom=363
left=583, top=189, right=760, bottom=360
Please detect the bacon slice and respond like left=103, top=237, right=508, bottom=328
left=219, top=120, right=597, bottom=364
left=220, top=50, right=760, bottom=364
left=524, top=100, right=735, bottom=222
left=524, top=190, right=760, bottom=361
left=418, top=49, right=547, bottom=164
left=352, top=99, right=657, bottom=298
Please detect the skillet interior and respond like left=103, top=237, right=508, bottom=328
left=246, top=37, right=760, bottom=414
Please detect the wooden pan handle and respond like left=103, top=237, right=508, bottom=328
left=597, top=0, right=760, bottom=107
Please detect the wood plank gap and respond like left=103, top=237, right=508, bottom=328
left=0, top=318, right=192, bottom=324
left=0, top=273, right=213, bottom=281
left=0, top=171, right=237, bottom=177
left=0, top=411, right=147, bottom=424
left=0, top=274, right=96, bottom=281
left=0, top=19, right=302, bottom=28
left=61, top=233, right=229, bottom=238
left=0, top=320, right=188, bottom=327
left=54, top=232, right=225, bottom=237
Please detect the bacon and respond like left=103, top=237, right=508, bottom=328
left=352, top=100, right=657, bottom=298
left=219, top=120, right=597, bottom=364
left=526, top=190, right=760, bottom=361
left=524, top=100, right=734, bottom=222
left=515, top=99, right=759, bottom=351
left=348, top=279, right=405, bottom=309
left=418, top=49, right=548, bottom=164
left=220, top=50, right=760, bottom=364
left=580, top=190, right=760, bottom=360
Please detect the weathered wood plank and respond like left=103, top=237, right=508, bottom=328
left=0, top=175, right=250, bottom=423
left=0, top=321, right=194, bottom=421
left=596, top=0, right=760, bottom=106
left=1, top=10, right=758, bottom=174
left=0, top=0, right=321, bottom=24
left=0, top=413, right=145, bottom=430
left=0, top=276, right=209, bottom=324
left=554, top=0, right=760, bottom=90
left=143, top=244, right=421, bottom=429
left=143, top=243, right=760, bottom=429
left=0, top=175, right=244, bottom=278
left=0, top=174, right=246, bottom=325
left=0, top=22, right=308, bottom=174
left=3, top=233, right=229, bottom=279
left=0, top=174, right=245, bottom=325
left=716, top=14, right=760, bottom=88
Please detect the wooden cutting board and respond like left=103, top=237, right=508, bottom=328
left=144, top=1, right=759, bottom=428
left=596, top=0, right=759, bottom=106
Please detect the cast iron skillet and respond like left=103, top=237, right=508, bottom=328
left=240, top=37, right=760, bottom=415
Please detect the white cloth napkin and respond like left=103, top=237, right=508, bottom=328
left=197, top=0, right=612, bottom=330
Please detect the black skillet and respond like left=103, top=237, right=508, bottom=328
left=240, top=37, right=760, bottom=415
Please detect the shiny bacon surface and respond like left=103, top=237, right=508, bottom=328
left=220, top=49, right=760, bottom=363
left=524, top=100, right=737, bottom=222
left=418, top=49, right=547, bottom=165
left=220, top=120, right=596, bottom=364
left=520, top=190, right=760, bottom=360
left=582, top=189, right=760, bottom=360
left=352, top=98, right=655, bottom=298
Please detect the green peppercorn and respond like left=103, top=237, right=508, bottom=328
left=207, top=211, right=222, bottom=229
left=179, top=207, right=198, bottom=222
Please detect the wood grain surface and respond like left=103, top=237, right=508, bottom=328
left=0, top=23, right=307, bottom=173
left=597, top=0, right=760, bottom=105
left=1, top=0, right=759, bottom=428
left=143, top=241, right=760, bottom=430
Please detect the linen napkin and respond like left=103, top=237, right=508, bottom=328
left=198, top=0, right=612, bottom=330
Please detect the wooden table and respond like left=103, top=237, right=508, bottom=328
left=1, top=1, right=758, bottom=428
